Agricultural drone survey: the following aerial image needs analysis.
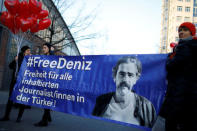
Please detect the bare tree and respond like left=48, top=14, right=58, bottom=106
left=39, top=0, right=100, bottom=52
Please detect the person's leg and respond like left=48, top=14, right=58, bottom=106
left=34, top=109, right=49, bottom=126
left=165, top=118, right=192, bottom=131
left=42, top=109, right=51, bottom=122
left=0, top=99, right=13, bottom=121
left=48, top=111, right=52, bottom=122
left=16, top=104, right=25, bottom=122
left=0, top=80, right=16, bottom=121
left=165, top=118, right=178, bottom=131
left=184, top=119, right=197, bottom=131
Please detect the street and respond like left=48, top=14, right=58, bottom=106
left=0, top=91, right=145, bottom=131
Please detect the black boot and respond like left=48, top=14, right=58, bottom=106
left=0, top=117, right=9, bottom=121
left=34, top=120, right=48, bottom=127
left=16, top=105, right=25, bottom=123
left=48, top=115, right=52, bottom=122
left=1, top=100, right=13, bottom=122
left=16, top=117, right=21, bottom=123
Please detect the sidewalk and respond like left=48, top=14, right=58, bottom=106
left=0, top=91, right=144, bottom=131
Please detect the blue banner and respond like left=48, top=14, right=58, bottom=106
left=11, top=54, right=167, bottom=130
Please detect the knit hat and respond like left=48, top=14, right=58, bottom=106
left=21, top=46, right=30, bottom=53
left=179, top=22, right=196, bottom=36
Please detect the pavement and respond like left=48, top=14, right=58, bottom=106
left=0, top=90, right=146, bottom=131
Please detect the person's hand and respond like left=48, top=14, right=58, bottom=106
left=172, top=43, right=180, bottom=53
left=15, top=56, right=18, bottom=61
left=192, top=36, right=197, bottom=40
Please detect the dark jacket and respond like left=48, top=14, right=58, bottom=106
left=160, top=38, right=197, bottom=121
left=9, top=53, right=24, bottom=96
left=92, top=92, right=156, bottom=128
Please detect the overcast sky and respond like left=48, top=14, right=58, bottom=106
left=64, top=0, right=162, bottom=55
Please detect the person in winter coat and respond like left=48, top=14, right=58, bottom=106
left=159, top=22, right=197, bottom=131
left=0, top=46, right=31, bottom=122
left=34, top=43, right=53, bottom=127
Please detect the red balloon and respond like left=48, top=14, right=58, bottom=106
left=0, top=11, right=8, bottom=25
left=0, top=12, right=18, bottom=34
left=39, top=18, right=51, bottom=30
left=18, top=1, right=29, bottom=17
left=30, top=23, right=39, bottom=33
left=29, top=0, right=42, bottom=14
left=14, top=16, right=21, bottom=31
left=27, top=16, right=37, bottom=26
left=3, top=12, right=14, bottom=30
left=37, top=10, right=49, bottom=19
left=20, top=18, right=32, bottom=32
left=37, top=2, right=42, bottom=12
left=2, top=0, right=48, bottom=34
left=28, top=16, right=39, bottom=33
left=14, top=16, right=32, bottom=33
left=170, top=42, right=177, bottom=48
left=4, top=0, right=19, bottom=15
left=6, top=13, right=17, bottom=34
left=1, top=11, right=8, bottom=17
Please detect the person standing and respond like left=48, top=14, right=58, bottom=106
left=34, top=43, right=53, bottom=127
left=0, top=46, right=31, bottom=122
left=159, top=22, right=197, bottom=131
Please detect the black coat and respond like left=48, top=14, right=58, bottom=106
left=9, top=53, right=24, bottom=96
left=160, top=38, right=197, bottom=121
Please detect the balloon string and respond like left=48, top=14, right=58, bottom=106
left=14, top=30, right=24, bottom=77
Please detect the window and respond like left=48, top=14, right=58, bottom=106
left=177, top=16, right=182, bottom=22
left=194, top=24, right=197, bottom=29
left=194, top=8, right=197, bottom=17
left=185, top=7, right=190, bottom=12
left=175, top=37, right=179, bottom=42
left=176, top=26, right=179, bottom=31
left=178, top=0, right=183, bottom=1
left=186, top=0, right=190, bottom=2
left=177, top=6, right=182, bottom=11
left=184, top=17, right=190, bottom=22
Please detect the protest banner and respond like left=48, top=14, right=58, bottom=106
left=11, top=54, right=167, bottom=130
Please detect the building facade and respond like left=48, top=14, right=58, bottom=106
left=0, top=0, right=80, bottom=90
left=160, top=0, right=197, bottom=53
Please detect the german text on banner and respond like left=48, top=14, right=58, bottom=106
left=11, top=54, right=167, bottom=130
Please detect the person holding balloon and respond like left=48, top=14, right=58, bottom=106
left=0, top=0, right=52, bottom=125
left=0, top=46, right=31, bottom=123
